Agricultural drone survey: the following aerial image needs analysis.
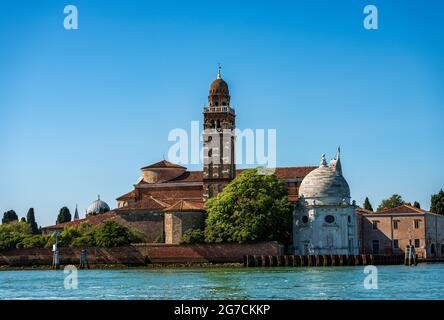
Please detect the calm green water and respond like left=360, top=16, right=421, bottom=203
left=0, top=263, right=443, bottom=300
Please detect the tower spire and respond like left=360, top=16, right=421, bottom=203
left=74, top=204, right=79, bottom=221
left=336, top=145, right=341, bottom=160
left=217, top=63, right=221, bottom=79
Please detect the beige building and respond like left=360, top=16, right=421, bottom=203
left=357, top=204, right=444, bottom=260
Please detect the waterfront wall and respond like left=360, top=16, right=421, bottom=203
left=0, top=242, right=283, bottom=266
left=244, top=254, right=405, bottom=267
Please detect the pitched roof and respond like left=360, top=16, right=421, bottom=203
left=356, top=207, right=375, bottom=214
left=43, top=212, right=121, bottom=229
left=163, top=200, right=204, bottom=212
left=376, top=204, right=428, bottom=214
left=141, top=160, right=186, bottom=170
left=115, top=196, right=172, bottom=211
left=116, top=190, right=136, bottom=201
left=169, top=171, right=204, bottom=183
left=235, top=166, right=317, bottom=180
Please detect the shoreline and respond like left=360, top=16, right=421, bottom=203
left=0, top=262, right=244, bottom=271
left=2, top=261, right=444, bottom=271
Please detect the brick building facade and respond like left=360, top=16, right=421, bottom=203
left=357, top=205, right=444, bottom=259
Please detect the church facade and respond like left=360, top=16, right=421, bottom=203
left=43, top=68, right=359, bottom=253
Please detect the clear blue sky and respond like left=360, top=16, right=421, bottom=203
left=0, top=0, right=443, bottom=227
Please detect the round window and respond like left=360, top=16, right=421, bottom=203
left=302, top=216, right=309, bottom=224
left=325, top=215, right=335, bottom=223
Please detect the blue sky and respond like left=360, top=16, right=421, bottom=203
left=0, top=0, right=443, bottom=227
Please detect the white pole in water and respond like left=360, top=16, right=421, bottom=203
left=52, top=231, right=60, bottom=269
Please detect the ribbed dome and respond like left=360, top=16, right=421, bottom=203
left=86, top=196, right=110, bottom=215
left=298, top=153, right=350, bottom=205
left=209, top=78, right=229, bottom=95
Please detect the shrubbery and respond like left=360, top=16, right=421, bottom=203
left=180, top=228, right=205, bottom=244
left=0, top=221, right=52, bottom=250
left=0, top=220, right=145, bottom=250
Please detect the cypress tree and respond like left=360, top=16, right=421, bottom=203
left=363, top=197, right=373, bottom=211
left=26, top=208, right=39, bottom=234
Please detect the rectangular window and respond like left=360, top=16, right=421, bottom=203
left=393, top=240, right=399, bottom=249
left=372, top=221, right=378, bottom=230
left=372, top=240, right=380, bottom=254
left=393, top=220, right=398, bottom=230
left=414, top=239, right=420, bottom=248
left=414, top=220, right=420, bottom=229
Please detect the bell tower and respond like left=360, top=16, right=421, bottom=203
left=203, top=66, right=236, bottom=201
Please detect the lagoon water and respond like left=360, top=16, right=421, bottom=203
left=1, top=263, right=443, bottom=300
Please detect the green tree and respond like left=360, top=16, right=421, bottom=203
left=26, top=208, right=39, bottom=234
left=0, top=221, right=31, bottom=250
left=363, top=197, right=373, bottom=211
left=2, top=210, right=18, bottom=224
left=413, top=201, right=421, bottom=209
left=57, top=207, right=71, bottom=224
left=180, top=229, right=205, bottom=244
left=377, top=194, right=405, bottom=211
left=204, top=169, right=293, bottom=244
left=431, top=189, right=444, bottom=216
left=94, top=221, right=144, bottom=247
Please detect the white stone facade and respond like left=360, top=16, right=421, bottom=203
left=293, top=150, right=359, bottom=255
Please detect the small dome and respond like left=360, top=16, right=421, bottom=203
left=209, top=65, right=229, bottom=95
left=298, top=153, right=350, bottom=205
left=209, top=78, right=229, bottom=95
left=86, top=196, right=110, bottom=215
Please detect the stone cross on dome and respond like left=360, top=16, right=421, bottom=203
left=320, top=154, right=327, bottom=167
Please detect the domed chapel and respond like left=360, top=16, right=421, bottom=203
left=294, top=148, right=359, bottom=255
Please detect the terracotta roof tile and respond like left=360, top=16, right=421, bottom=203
left=141, top=160, right=186, bottom=170
left=376, top=204, right=428, bottom=214
left=116, top=190, right=136, bottom=201
left=356, top=207, right=375, bottom=214
left=43, top=212, right=121, bottom=229
left=115, top=196, right=171, bottom=211
left=163, top=200, right=204, bottom=212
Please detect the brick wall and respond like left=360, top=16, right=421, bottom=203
left=0, top=242, right=281, bottom=266
left=164, top=211, right=205, bottom=244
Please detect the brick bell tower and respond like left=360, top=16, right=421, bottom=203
left=202, top=66, right=236, bottom=201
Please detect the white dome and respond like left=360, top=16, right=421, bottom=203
left=86, top=196, right=110, bottom=215
left=298, top=153, right=350, bottom=205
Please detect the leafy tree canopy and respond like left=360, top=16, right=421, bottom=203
left=2, top=210, right=18, bottom=224
left=57, top=207, right=71, bottom=224
left=413, top=201, right=421, bottom=209
left=377, top=194, right=405, bottom=211
left=94, top=221, right=144, bottom=247
left=431, top=189, right=444, bottom=216
left=204, top=169, right=293, bottom=244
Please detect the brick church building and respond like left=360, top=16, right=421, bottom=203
left=43, top=68, right=317, bottom=243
